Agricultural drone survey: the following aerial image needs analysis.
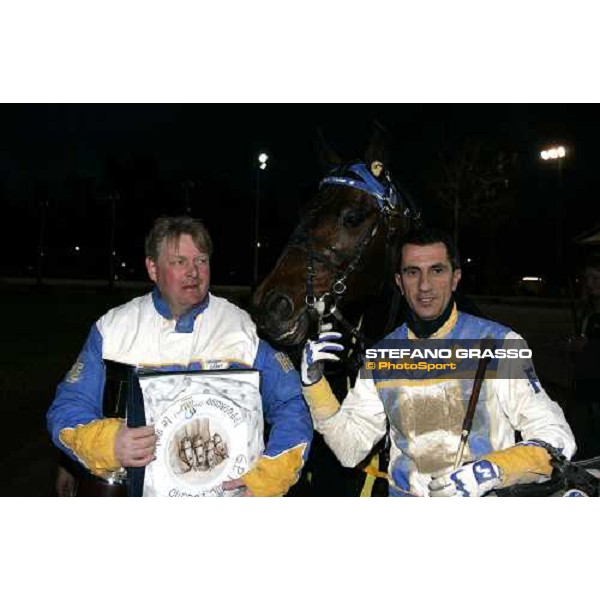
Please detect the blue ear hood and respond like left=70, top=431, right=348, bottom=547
left=320, top=161, right=399, bottom=211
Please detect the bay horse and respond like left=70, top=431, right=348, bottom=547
left=252, top=143, right=422, bottom=495
left=252, top=160, right=421, bottom=360
left=251, top=147, right=600, bottom=497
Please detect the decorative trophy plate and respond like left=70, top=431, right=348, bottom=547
left=138, top=369, right=263, bottom=497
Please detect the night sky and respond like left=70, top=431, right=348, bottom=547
left=1, top=104, right=599, bottom=291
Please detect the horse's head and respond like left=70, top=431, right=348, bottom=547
left=252, top=159, right=419, bottom=350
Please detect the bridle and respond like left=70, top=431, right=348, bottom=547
left=293, top=161, right=421, bottom=355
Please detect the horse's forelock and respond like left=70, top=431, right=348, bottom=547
left=305, top=184, right=376, bottom=223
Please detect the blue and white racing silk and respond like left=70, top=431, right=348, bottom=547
left=47, top=290, right=312, bottom=495
left=304, top=306, right=576, bottom=497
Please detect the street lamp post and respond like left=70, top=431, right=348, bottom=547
left=108, top=191, right=120, bottom=289
left=182, top=180, right=194, bottom=215
left=253, top=153, right=268, bottom=288
left=36, top=194, right=47, bottom=286
left=540, top=145, right=567, bottom=294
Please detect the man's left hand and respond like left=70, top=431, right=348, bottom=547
left=221, top=478, right=253, bottom=496
left=429, top=459, right=501, bottom=497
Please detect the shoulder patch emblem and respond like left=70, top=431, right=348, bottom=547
left=275, top=352, right=294, bottom=373
left=66, top=360, right=84, bottom=383
left=523, top=366, right=541, bottom=393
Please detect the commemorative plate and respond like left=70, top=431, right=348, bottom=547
left=138, top=369, right=263, bottom=497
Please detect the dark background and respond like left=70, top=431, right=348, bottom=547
left=1, top=104, right=598, bottom=291
left=1, top=104, right=598, bottom=495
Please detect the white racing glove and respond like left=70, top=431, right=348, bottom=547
left=428, top=459, right=502, bottom=497
left=301, top=331, right=344, bottom=386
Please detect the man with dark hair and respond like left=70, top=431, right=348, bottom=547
left=48, top=216, right=312, bottom=496
left=398, top=227, right=461, bottom=269
left=301, top=226, right=575, bottom=496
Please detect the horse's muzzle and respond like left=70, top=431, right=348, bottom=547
left=255, top=291, right=310, bottom=348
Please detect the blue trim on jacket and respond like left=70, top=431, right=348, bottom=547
left=151, top=287, right=210, bottom=333
left=47, top=319, right=312, bottom=470
left=47, top=324, right=106, bottom=463
left=253, top=340, right=313, bottom=461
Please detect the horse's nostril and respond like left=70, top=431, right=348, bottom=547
left=266, top=294, right=294, bottom=321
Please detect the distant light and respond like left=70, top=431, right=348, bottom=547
left=121, top=262, right=126, bottom=268
left=466, top=258, right=473, bottom=264
left=259, top=163, right=267, bottom=170
left=75, top=246, right=80, bottom=251
left=258, top=153, right=268, bottom=164
left=112, top=251, right=116, bottom=256
left=541, top=145, right=567, bottom=161
left=522, top=276, right=543, bottom=282
left=256, top=242, right=261, bottom=248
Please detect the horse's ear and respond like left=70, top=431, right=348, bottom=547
left=315, top=127, right=343, bottom=172
left=364, top=120, right=389, bottom=176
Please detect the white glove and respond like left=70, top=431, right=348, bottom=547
left=428, top=459, right=501, bottom=497
left=300, top=331, right=344, bottom=386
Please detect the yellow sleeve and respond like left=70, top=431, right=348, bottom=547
left=241, top=444, right=307, bottom=496
left=302, top=378, right=341, bottom=421
left=59, top=418, right=123, bottom=477
left=483, top=444, right=553, bottom=487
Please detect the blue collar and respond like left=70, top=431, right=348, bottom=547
left=151, top=287, right=210, bottom=333
left=320, top=162, right=399, bottom=211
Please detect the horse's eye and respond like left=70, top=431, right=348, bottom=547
left=342, top=208, right=368, bottom=228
